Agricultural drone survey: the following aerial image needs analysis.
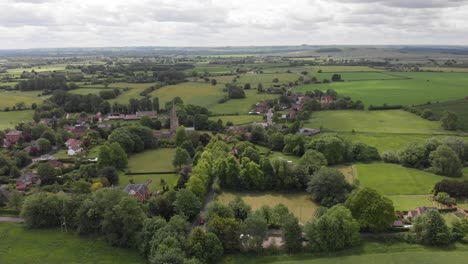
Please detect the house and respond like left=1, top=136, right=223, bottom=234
left=95, top=112, right=103, bottom=122
left=66, top=138, right=83, bottom=156
left=5, top=131, right=23, bottom=144
left=406, top=206, right=438, bottom=219
left=288, top=107, right=298, bottom=119
left=320, top=95, right=334, bottom=108
left=249, top=101, right=270, bottom=115
left=38, top=154, right=57, bottom=161
left=299, top=128, right=321, bottom=136
left=48, top=159, right=63, bottom=168
left=65, top=124, right=88, bottom=138
left=124, top=182, right=150, bottom=201
left=136, top=111, right=158, bottom=119
left=16, top=172, right=40, bottom=191
left=123, top=114, right=139, bottom=121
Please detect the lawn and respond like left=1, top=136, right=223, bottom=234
left=217, top=192, right=319, bottom=224
left=386, top=195, right=434, bottom=211
left=0, top=110, right=33, bottom=130
left=304, top=110, right=450, bottom=134
left=355, top=163, right=466, bottom=195
left=296, top=72, right=468, bottom=106
left=209, top=90, right=279, bottom=115
left=0, top=90, right=45, bottom=109
left=119, top=173, right=179, bottom=191
left=0, top=223, right=144, bottom=264
left=268, top=151, right=301, bottom=164
left=209, top=115, right=264, bottom=125
left=150, top=82, right=224, bottom=108
left=127, top=148, right=176, bottom=173
left=415, top=99, right=468, bottom=131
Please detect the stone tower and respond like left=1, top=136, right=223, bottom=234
left=170, top=102, right=179, bottom=132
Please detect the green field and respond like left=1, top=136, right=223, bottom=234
left=0, top=110, right=33, bottom=130
left=222, top=242, right=468, bottom=264
left=268, top=151, right=301, bottom=164
left=101, top=82, right=160, bottom=104
left=0, top=223, right=144, bottom=264
left=209, top=115, right=264, bottom=125
left=307, top=66, right=385, bottom=72
left=356, top=163, right=467, bottom=196
left=296, top=72, right=468, bottom=106
left=69, top=88, right=113, bottom=95
left=209, top=90, right=279, bottom=114
left=0, top=90, right=45, bottom=109
left=127, top=148, right=177, bottom=173
left=305, top=110, right=450, bottom=134
left=236, top=73, right=299, bottom=86
left=415, top=99, right=468, bottom=131
left=310, top=72, right=402, bottom=82
left=119, top=173, right=179, bottom=191
left=217, top=192, right=319, bottom=224
left=150, top=82, right=223, bottom=108
left=386, top=195, right=434, bottom=211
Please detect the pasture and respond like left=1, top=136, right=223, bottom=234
left=208, top=90, right=279, bottom=114
left=355, top=163, right=467, bottom=196
left=414, top=99, right=468, bottom=131
left=305, top=110, right=449, bottom=134
left=0, top=223, right=144, bottom=264
left=98, top=82, right=161, bottom=104
left=0, top=90, right=45, bottom=109
left=236, top=73, right=299, bottom=86
left=119, top=173, right=179, bottom=191
left=69, top=88, right=111, bottom=95
left=127, top=148, right=177, bottom=173
left=296, top=72, right=468, bottom=106
left=150, top=82, right=223, bottom=108
left=310, top=71, right=402, bottom=82
left=217, top=192, right=319, bottom=224
left=386, top=195, right=434, bottom=211
left=0, top=110, right=33, bottom=130
left=307, top=65, right=385, bottom=72
left=209, top=115, right=264, bottom=125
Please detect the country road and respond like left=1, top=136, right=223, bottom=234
left=0, top=217, right=24, bottom=223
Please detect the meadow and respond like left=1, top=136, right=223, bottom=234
left=304, top=110, right=449, bottom=134
left=0, top=223, right=144, bottom=264
left=217, top=192, right=319, bottom=224
left=150, top=82, right=224, bottom=108
left=414, top=99, right=468, bottom=131
left=209, top=115, right=264, bottom=125
left=127, top=148, right=177, bottom=173
left=268, top=151, right=301, bottom=164
left=87, top=82, right=162, bottom=104
left=69, top=88, right=114, bottom=95
left=296, top=72, right=468, bottom=106
left=208, top=90, right=278, bottom=114
left=310, top=71, right=402, bottom=81
left=119, top=173, right=179, bottom=191
left=0, top=110, right=33, bottom=130
left=236, top=73, right=299, bottom=86
left=0, top=90, right=45, bottom=109
left=306, top=65, right=385, bottom=72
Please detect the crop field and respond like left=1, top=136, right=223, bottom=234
left=5, top=64, right=71, bottom=76
left=0, top=110, right=33, bottom=130
left=0, top=223, right=144, bottom=264
left=296, top=72, right=468, bottom=106
left=209, top=90, right=279, bottom=114
left=127, top=148, right=176, bottom=173
left=305, top=110, right=449, bottom=134
left=150, top=82, right=224, bottom=108
left=414, top=99, right=468, bottom=131
left=355, top=163, right=467, bottom=196
left=209, top=115, right=264, bottom=125
left=222, top=242, right=468, bottom=264
left=0, top=90, right=45, bottom=109
left=217, top=192, right=319, bottom=223
left=119, top=173, right=179, bottom=191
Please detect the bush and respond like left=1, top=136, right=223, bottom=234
left=434, top=192, right=456, bottom=206
left=382, top=151, right=400, bottom=164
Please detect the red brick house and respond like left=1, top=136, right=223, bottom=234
left=124, top=182, right=150, bottom=201
left=5, top=131, right=23, bottom=144
left=249, top=101, right=270, bottom=115
left=405, top=206, right=438, bottom=219
left=16, top=172, right=40, bottom=191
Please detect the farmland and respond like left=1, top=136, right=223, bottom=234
left=236, top=73, right=299, bottom=86
left=0, top=110, right=33, bottom=130
left=209, top=114, right=264, bottom=125
left=296, top=72, right=468, bottom=106
left=0, top=90, right=45, bottom=109
left=217, top=192, right=319, bottom=223
left=414, top=99, right=468, bottom=131
left=150, top=82, right=224, bottom=108
left=0, top=223, right=144, bottom=264
left=209, top=89, right=279, bottom=114
left=127, top=148, right=177, bottom=173
left=304, top=110, right=450, bottom=134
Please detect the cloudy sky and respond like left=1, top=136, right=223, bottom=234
left=0, top=0, right=467, bottom=49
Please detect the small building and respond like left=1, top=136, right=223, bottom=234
left=299, top=128, right=321, bottom=136
left=123, top=114, right=139, bottom=121
left=48, top=159, right=63, bottom=168
left=16, top=172, right=40, bottom=191
left=249, top=101, right=270, bottom=115
left=320, top=95, right=334, bottom=108
left=65, top=124, right=88, bottom=138
left=5, top=131, right=23, bottom=144
left=136, top=111, right=158, bottom=119
left=38, top=154, right=57, bottom=161
left=65, top=138, right=83, bottom=156
left=124, top=182, right=150, bottom=201
left=406, top=206, right=438, bottom=219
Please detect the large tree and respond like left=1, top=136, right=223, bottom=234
left=207, top=215, right=240, bottom=253
left=172, top=147, right=191, bottom=170
left=429, top=145, right=463, bottom=177
left=241, top=212, right=268, bottom=252
left=307, top=168, right=353, bottom=207
left=282, top=214, right=303, bottom=253
left=306, top=136, right=346, bottom=165
left=441, top=111, right=458, bottom=131
left=304, top=205, right=360, bottom=252
left=345, top=188, right=395, bottom=232
left=300, top=149, right=328, bottom=175
left=173, top=189, right=201, bottom=220
left=187, top=227, right=223, bottom=264
left=410, top=209, right=451, bottom=246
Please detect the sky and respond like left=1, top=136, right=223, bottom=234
left=0, top=0, right=467, bottom=49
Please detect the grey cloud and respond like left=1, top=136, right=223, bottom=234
left=337, top=0, right=468, bottom=8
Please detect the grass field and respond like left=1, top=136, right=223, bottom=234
left=69, top=88, right=112, bottom=95
left=127, top=148, right=176, bottom=173
left=209, top=90, right=279, bottom=114
left=100, top=82, right=160, bottom=104
left=386, top=195, right=434, bottom=211
left=217, top=192, right=319, bottom=223
left=310, top=72, right=402, bottom=82
left=222, top=242, right=468, bottom=264
left=209, top=115, right=264, bottom=125
left=356, top=163, right=467, bottom=195
left=296, top=72, right=468, bottom=106
left=307, top=66, right=385, bottom=72
left=0, top=110, right=33, bottom=130
left=268, top=151, right=301, bottom=164
left=0, top=90, right=45, bottom=109
left=119, top=173, right=179, bottom=191
left=0, top=223, right=144, bottom=264
left=415, top=99, right=468, bottom=131
left=150, top=82, right=224, bottom=108
left=236, top=73, right=299, bottom=86
left=305, top=110, right=450, bottom=134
